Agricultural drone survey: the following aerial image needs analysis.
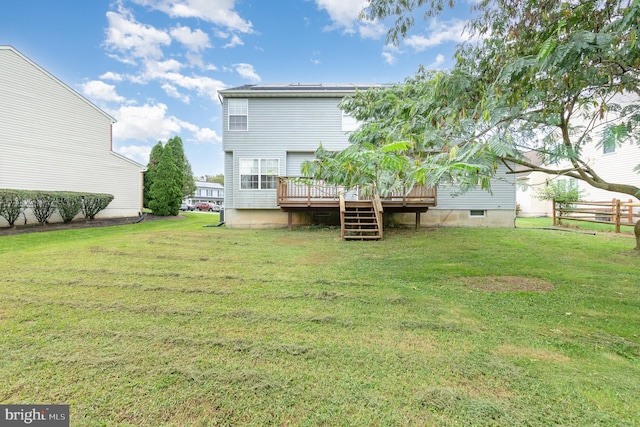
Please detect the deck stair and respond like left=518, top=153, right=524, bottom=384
left=340, top=196, right=383, bottom=241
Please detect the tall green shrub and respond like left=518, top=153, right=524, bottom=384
left=55, top=192, right=82, bottom=223
left=81, top=193, right=114, bottom=220
left=144, top=141, right=163, bottom=209
left=0, top=189, right=27, bottom=226
left=149, top=145, right=183, bottom=216
left=30, top=191, right=57, bottom=225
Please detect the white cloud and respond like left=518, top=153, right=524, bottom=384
left=234, top=63, right=260, bottom=82
left=223, top=34, right=244, bottom=48
left=314, top=0, right=385, bottom=39
left=161, top=83, right=191, bottom=103
left=431, top=54, right=445, bottom=68
left=131, top=0, right=253, bottom=33
left=110, top=103, right=183, bottom=141
left=170, top=24, right=211, bottom=51
left=193, top=127, right=222, bottom=144
left=80, top=80, right=126, bottom=103
left=381, top=51, right=396, bottom=65
left=99, top=71, right=125, bottom=82
left=104, top=5, right=171, bottom=61
left=315, top=0, right=367, bottom=33
left=115, top=144, right=153, bottom=165
left=405, top=19, right=469, bottom=52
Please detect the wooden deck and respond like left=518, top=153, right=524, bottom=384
left=277, top=177, right=437, bottom=233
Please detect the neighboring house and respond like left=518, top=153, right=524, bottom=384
left=515, top=151, right=554, bottom=217
left=0, top=46, right=145, bottom=226
left=187, top=181, right=224, bottom=207
left=516, top=93, right=640, bottom=217
left=219, top=84, right=515, bottom=230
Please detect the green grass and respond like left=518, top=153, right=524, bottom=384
left=1, top=214, right=639, bottom=426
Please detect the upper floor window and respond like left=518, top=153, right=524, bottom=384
left=342, top=112, right=359, bottom=132
left=239, top=159, right=279, bottom=190
left=228, top=99, right=248, bottom=131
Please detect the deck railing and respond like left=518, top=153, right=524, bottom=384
left=277, top=177, right=437, bottom=207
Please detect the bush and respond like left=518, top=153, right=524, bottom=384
left=81, top=193, right=114, bottom=220
left=0, top=189, right=115, bottom=227
left=535, top=179, right=587, bottom=209
left=54, top=192, right=83, bottom=223
left=0, top=189, right=27, bottom=226
left=30, top=191, right=57, bottom=225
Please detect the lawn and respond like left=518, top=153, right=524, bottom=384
left=1, top=214, right=639, bottom=426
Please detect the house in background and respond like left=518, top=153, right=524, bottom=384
left=0, top=46, right=145, bottom=225
left=219, top=84, right=515, bottom=232
left=187, top=181, right=224, bottom=207
left=516, top=93, right=640, bottom=217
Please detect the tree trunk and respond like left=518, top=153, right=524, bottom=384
left=635, top=220, right=640, bottom=250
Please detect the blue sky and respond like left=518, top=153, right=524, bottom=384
left=1, top=0, right=475, bottom=177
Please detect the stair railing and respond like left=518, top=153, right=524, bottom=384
left=372, top=194, right=384, bottom=240
left=339, top=193, right=346, bottom=240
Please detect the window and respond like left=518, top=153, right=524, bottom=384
left=469, top=210, right=486, bottom=217
left=342, top=112, right=360, bottom=132
left=228, top=99, right=248, bottom=131
left=240, top=159, right=279, bottom=190
left=603, top=143, right=616, bottom=154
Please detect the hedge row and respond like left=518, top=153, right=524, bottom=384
left=0, top=189, right=114, bottom=227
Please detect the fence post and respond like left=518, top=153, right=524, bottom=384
left=552, top=199, right=557, bottom=225
left=615, top=199, right=621, bottom=233
left=628, top=199, right=633, bottom=225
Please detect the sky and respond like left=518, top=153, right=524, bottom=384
left=1, top=0, right=476, bottom=177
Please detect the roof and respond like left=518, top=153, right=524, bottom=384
left=219, top=83, right=385, bottom=99
left=195, top=181, right=223, bottom=189
left=0, top=45, right=116, bottom=123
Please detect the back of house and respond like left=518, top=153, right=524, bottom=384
left=219, top=83, right=515, bottom=229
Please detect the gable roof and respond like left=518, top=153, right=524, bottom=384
left=0, top=45, right=116, bottom=123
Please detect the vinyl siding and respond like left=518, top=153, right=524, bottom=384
left=221, top=88, right=516, bottom=216
left=435, top=165, right=516, bottom=210
left=286, top=152, right=315, bottom=176
left=0, top=47, right=144, bottom=222
left=223, top=96, right=351, bottom=209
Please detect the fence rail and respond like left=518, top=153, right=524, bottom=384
left=553, top=199, right=640, bottom=232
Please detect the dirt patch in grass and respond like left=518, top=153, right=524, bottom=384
left=463, top=276, right=555, bottom=292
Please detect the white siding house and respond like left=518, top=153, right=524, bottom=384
left=0, top=46, right=145, bottom=226
left=220, top=84, right=515, bottom=229
left=516, top=93, right=640, bottom=216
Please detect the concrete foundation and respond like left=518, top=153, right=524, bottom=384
left=225, top=208, right=516, bottom=229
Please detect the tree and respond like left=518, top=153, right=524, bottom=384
left=351, top=0, right=640, bottom=198
left=200, top=174, right=224, bottom=185
left=144, top=141, right=163, bottom=208
left=149, top=144, right=183, bottom=216
left=165, top=136, right=196, bottom=199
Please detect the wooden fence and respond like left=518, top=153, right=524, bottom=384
left=553, top=199, right=640, bottom=232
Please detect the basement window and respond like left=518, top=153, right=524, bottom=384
left=469, top=210, right=486, bottom=217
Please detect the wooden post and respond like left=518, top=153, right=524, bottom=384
left=552, top=199, right=557, bottom=225
left=415, top=211, right=421, bottom=230
left=628, top=199, right=633, bottom=224
left=615, top=199, right=621, bottom=233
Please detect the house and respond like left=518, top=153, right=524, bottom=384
left=187, top=181, right=224, bottom=207
left=515, top=151, right=555, bottom=217
left=516, top=93, right=640, bottom=217
left=219, top=84, right=515, bottom=233
left=0, top=46, right=145, bottom=225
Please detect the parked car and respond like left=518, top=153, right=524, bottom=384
left=180, top=202, right=195, bottom=211
left=195, top=201, right=218, bottom=211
